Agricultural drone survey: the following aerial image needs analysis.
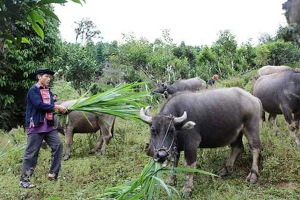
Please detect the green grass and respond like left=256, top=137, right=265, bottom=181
left=1, top=78, right=300, bottom=199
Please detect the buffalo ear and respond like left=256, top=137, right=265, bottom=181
left=181, top=121, right=196, bottom=130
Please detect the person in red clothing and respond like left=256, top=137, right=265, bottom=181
left=20, top=68, right=67, bottom=188
left=207, top=74, right=219, bottom=88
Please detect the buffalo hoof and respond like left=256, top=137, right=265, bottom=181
left=246, top=172, right=258, bottom=183
left=63, top=155, right=70, bottom=161
left=182, top=190, right=192, bottom=198
left=218, top=167, right=230, bottom=177
left=167, top=175, right=177, bottom=186
left=95, top=151, right=104, bottom=157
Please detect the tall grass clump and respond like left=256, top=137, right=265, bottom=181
left=98, top=159, right=217, bottom=200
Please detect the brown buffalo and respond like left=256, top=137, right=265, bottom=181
left=55, top=99, right=116, bottom=160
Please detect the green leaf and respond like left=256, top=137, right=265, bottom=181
left=39, top=0, right=67, bottom=5
left=71, top=0, right=83, bottom=4
left=31, top=22, right=44, bottom=39
left=28, top=10, right=45, bottom=28
left=40, top=7, right=60, bottom=21
left=169, top=167, right=219, bottom=177
left=21, top=37, right=30, bottom=44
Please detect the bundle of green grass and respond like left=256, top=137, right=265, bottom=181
left=57, top=82, right=149, bottom=122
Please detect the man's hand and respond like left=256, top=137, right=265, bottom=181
left=54, top=105, right=68, bottom=114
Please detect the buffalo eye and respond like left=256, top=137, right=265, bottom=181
left=150, top=127, right=157, bottom=135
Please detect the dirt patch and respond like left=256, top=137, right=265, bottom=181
left=276, top=182, right=294, bottom=189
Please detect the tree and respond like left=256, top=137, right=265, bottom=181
left=75, top=18, right=102, bottom=44
left=57, top=42, right=97, bottom=95
left=0, top=13, right=62, bottom=130
left=0, top=0, right=85, bottom=130
left=0, top=0, right=85, bottom=59
left=282, top=0, right=300, bottom=46
left=211, top=30, right=238, bottom=77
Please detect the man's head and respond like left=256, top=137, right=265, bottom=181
left=36, top=68, right=55, bottom=87
left=212, top=74, right=219, bottom=80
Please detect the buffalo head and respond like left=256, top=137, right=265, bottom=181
left=140, top=107, right=195, bottom=162
left=152, top=83, right=168, bottom=94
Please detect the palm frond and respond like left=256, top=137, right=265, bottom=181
left=65, top=82, right=150, bottom=121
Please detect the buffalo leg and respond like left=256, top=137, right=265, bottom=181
left=182, top=149, right=198, bottom=197
left=167, top=151, right=180, bottom=186
left=183, top=161, right=196, bottom=198
left=95, top=117, right=115, bottom=156
left=261, top=110, right=266, bottom=122
left=219, top=133, right=244, bottom=176
left=281, top=105, right=300, bottom=145
left=243, top=122, right=262, bottom=183
left=288, top=121, right=299, bottom=145
left=268, top=113, right=280, bottom=135
left=63, top=127, right=74, bottom=161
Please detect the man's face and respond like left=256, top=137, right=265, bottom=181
left=38, top=74, right=51, bottom=87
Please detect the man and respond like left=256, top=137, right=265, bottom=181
left=207, top=74, right=219, bottom=88
left=20, top=68, right=67, bottom=188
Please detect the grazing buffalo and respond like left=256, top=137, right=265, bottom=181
left=257, top=65, right=293, bottom=122
left=55, top=100, right=116, bottom=160
left=152, top=77, right=206, bottom=98
left=140, top=88, right=262, bottom=197
left=253, top=70, right=300, bottom=145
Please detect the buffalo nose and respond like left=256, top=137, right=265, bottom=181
left=154, top=150, right=168, bottom=163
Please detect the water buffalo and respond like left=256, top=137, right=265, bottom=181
left=152, top=77, right=206, bottom=98
left=140, top=88, right=262, bottom=197
left=251, top=65, right=293, bottom=123
left=253, top=70, right=300, bottom=145
left=55, top=99, right=116, bottom=160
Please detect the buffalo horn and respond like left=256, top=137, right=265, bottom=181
left=173, top=111, right=187, bottom=124
left=140, top=107, right=152, bottom=124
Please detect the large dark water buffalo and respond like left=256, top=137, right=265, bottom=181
left=253, top=70, right=300, bottom=145
left=55, top=100, right=116, bottom=160
left=152, top=77, right=206, bottom=97
left=140, top=88, right=262, bottom=197
left=254, top=65, right=293, bottom=122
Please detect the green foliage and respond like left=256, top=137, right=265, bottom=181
left=262, top=40, right=300, bottom=66
left=221, top=77, right=247, bottom=88
left=0, top=12, right=61, bottom=130
left=64, top=82, right=150, bottom=121
left=0, top=0, right=85, bottom=130
left=57, top=42, right=98, bottom=95
left=100, top=160, right=217, bottom=199
left=0, top=0, right=84, bottom=49
left=51, top=79, right=80, bottom=101
left=255, top=45, right=271, bottom=67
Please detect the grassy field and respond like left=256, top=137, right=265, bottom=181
left=1, top=75, right=300, bottom=199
